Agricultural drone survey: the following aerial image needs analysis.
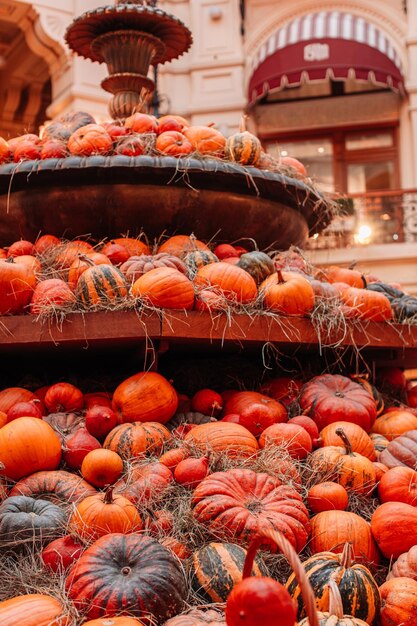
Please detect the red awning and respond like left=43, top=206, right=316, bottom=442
left=248, top=11, right=405, bottom=105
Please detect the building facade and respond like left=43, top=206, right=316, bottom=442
left=0, top=0, right=416, bottom=290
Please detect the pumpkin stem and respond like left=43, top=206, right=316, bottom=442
left=328, top=579, right=344, bottom=618
left=362, top=274, right=368, bottom=288
left=239, top=116, right=248, bottom=133
left=340, top=542, right=353, bottom=569
left=4, top=257, right=16, bottom=264
left=335, top=427, right=353, bottom=455
left=103, top=485, right=114, bottom=504
left=277, top=269, right=285, bottom=284
left=348, top=261, right=357, bottom=270
left=77, top=254, right=95, bottom=266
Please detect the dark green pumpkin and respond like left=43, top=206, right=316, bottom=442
left=191, top=541, right=267, bottom=602
left=237, top=251, right=274, bottom=284
left=167, top=411, right=215, bottom=431
left=225, top=131, right=261, bottom=166
left=286, top=543, right=380, bottom=625
left=184, top=251, right=218, bottom=279
left=76, top=264, right=128, bottom=308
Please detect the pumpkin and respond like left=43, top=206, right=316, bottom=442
left=388, top=545, right=417, bottom=580
left=70, top=486, right=142, bottom=540
left=184, top=250, right=219, bottom=278
left=115, top=134, right=146, bottom=156
left=66, top=532, right=187, bottom=621
left=225, top=119, right=262, bottom=166
left=174, top=456, right=209, bottom=488
left=194, top=262, right=257, bottom=304
left=131, top=266, right=195, bottom=309
left=0, top=418, right=62, bottom=481
left=183, top=125, right=226, bottom=156
left=309, top=279, right=340, bottom=300
left=192, top=389, right=224, bottom=415
left=156, top=130, right=193, bottom=156
left=41, top=139, right=68, bottom=159
left=30, top=278, right=75, bottom=314
left=299, top=375, right=377, bottom=431
left=340, top=287, right=392, bottom=321
left=45, top=382, right=84, bottom=413
left=0, top=495, right=66, bottom=545
left=113, top=237, right=150, bottom=257
left=114, top=461, right=173, bottom=506
left=76, top=264, right=129, bottom=307
left=157, top=114, right=190, bottom=133
left=379, top=577, right=417, bottom=625
left=34, top=234, right=61, bottom=255
left=104, top=421, right=171, bottom=459
left=120, top=253, right=187, bottom=283
left=0, top=257, right=36, bottom=314
left=324, top=265, right=366, bottom=288
left=112, top=371, right=178, bottom=424
left=82, top=619, right=144, bottom=626
left=184, top=422, right=258, bottom=458
left=44, top=111, right=96, bottom=141
left=159, top=447, right=190, bottom=470
left=14, top=254, right=42, bottom=274
left=259, top=422, right=312, bottom=459
left=164, top=608, right=225, bottom=626
left=55, top=240, right=94, bottom=270
left=0, top=594, right=68, bottom=626
left=379, top=429, right=417, bottom=468
left=167, top=411, right=215, bottom=431
left=310, top=510, right=380, bottom=565
left=0, top=387, right=36, bottom=413
left=260, top=270, right=315, bottom=315
left=370, top=432, right=389, bottom=456
left=237, top=251, right=274, bottom=284
left=68, top=252, right=112, bottom=288
left=6, top=400, right=42, bottom=422
left=260, top=376, right=304, bottom=406
left=350, top=375, right=384, bottom=417
left=373, top=461, right=388, bottom=481
left=307, top=482, right=349, bottom=513
left=191, top=542, right=266, bottom=602
left=378, top=466, right=417, bottom=505
left=42, top=535, right=84, bottom=572
left=13, top=140, right=42, bottom=161
left=68, top=123, right=113, bottom=156
left=81, top=449, right=124, bottom=488
left=85, top=405, right=118, bottom=439
left=298, top=579, right=369, bottom=625
left=10, top=470, right=96, bottom=504
left=320, top=422, right=376, bottom=460
left=158, top=235, right=210, bottom=258
left=42, top=412, right=85, bottom=445
left=7, top=239, right=35, bottom=257
left=224, top=390, right=287, bottom=436
left=192, top=468, right=310, bottom=552
left=286, top=542, right=380, bottom=625
left=100, top=242, right=130, bottom=265
left=371, top=411, right=417, bottom=441
left=371, top=501, right=417, bottom=559
left=124, top=112, right=158, bottom=134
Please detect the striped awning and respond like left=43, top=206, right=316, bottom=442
left=248, top=11, right=405, bottom=104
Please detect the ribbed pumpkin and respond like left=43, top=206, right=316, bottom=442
left=371, top=501, right=417, bottom=559
left=0, top=594, right=68, bottom=626
left=370, top=433, right=389, bottom=455
left=66, top=533, right=187, bottom=621
left=310, top=510, right=380, bottom=565
left=191, top=542, right=266, bottom=602
left=120, top=253, right=187, bottom=283
left=388, top=545, right=417, bottom=580
left=225, top=119, right=261, bottom=166
left=307, top=482, right=349, bottom=513
left=10, top=470, right=96, bottom=504
left=158, top=235, right=210, bottom=258
left=76, top=265, right=128, bottom=307
left=70, top=487, right=142, bottom=540
left=113, top=461, right=173, bottom=506
left=378, top=466, right=417, bottom=505
left=320, top=422, right=376, bottom=461
left=194, top=262, right=257, bottom=304
left=184, top=250, right=219, bottom=278
left=261, top=270, right=315, bottom=315
left=379, top=429, right=417, bottom=468
left=237, top=251, right=274, bottom=284
left=184, top=422, right=258, bottom=458
left=0, top=495, right=66, bottom=545
left=104, top=422, right=171, bottom=459
left=55, top=240, right=94, bottom=269
left=112, top=371, right=178, bottom=424
left=286, top=543, right=380, bottom=625
left=371, top=411, right=417, bottom=441
left=68, top=253, right=112, bottom=289
left=164, top=608, right=225, bottom=626
left=0, top=418, right=62, bottom=481
left=298, top=580, right=369, bottom=625
left=192, top=468, right=310, bottom=552
left=131, top=266, right=195, bottom=309
left=0, top=257, right=37, bottom=314
left=340, top=287, right=392, bottom=321
left=379, top=577, right=417, bottom=626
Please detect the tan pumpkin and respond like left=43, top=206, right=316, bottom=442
left=164, top=608, right=225, bottom=626
left=388, top=545, right=417, bottom=580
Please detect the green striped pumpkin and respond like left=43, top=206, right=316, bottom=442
left=191, top=541, right=267, bottom=602
left=184, top=251, right=218, bottom=279
left=225, top=131, right=261, bottom=166
left=286, top=543, right=380, bottom=625
left=76, top=264, right=128, bottom=307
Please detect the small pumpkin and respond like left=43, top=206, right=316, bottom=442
left=307, top=482, right=349, bottom=513
left=44, top=382, right=84, bottom=413
left=340, top=287, right=392, bottom=321
left=237, top=251, right=274, bottom=284
left=30, top=279, right=76, bottom=314
left=225, top=118, right=262, bottom=166
left=379, top=577, right=417, bottom=626
left=183, top=125, right=226, bottom=157
left=371, top=501, right=417, bottom=559
left=259, top=422, right=312, bottom=459
left=156, top=130, right=193, bottom=156
left=113, top=461, right=173, bottom=506
left=68, top=252, right=112, bottom=289
left=76, top=264, right=129, bottom=308
left=324, top=265, right=366, bottom=288
left=68, top=123, right=113, bottom=156
left=194, top=261, right=258, bottom=305
left=260, top=270, right=315, bottom=315
left=184, top=250, right=219, bottom=278
left=158, top=234, right=210, bottom=258
left=42, top=535, right=84, bottom=572
left=120, top=253, right=187, bottom=283
left=81, top=449, right=124, bottom=488
left=378, top=466, right=417, bottom=505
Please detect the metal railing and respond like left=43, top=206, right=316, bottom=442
left=307, top=189, right=417, bottom=249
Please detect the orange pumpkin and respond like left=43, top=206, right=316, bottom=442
left=76, top=265, right=129, bottom=307
left=112, top=371, right=178, bottom=424
left=259, top=423, right=312, bottom=459
left=30, top=279, right=76, bottom=314
left=194, top=262, right=257, bottom=305
left=104, top=422, right=171, bottom=460
left=320, top=422, right=376, bottom=460
left=158, top=235, right=210, bottom=258
left=14, top=254, right=42, bottom=273
left=184, top=422, right=258, bottom=458
left=0, top=417, right=62, bottom=481
left=307, top=482, right=349, bottom=513
left=378, top=466, right=417, bottom=505
left=55, top=240, right=94, bottom=269
left=0, top=594, right=68, bottom=626
left=68, top=124, right=113, bottom=156
left=68, top=253, right=112, bottom=289
left=371, top=410, right=417, bottom=441
left=184, top=125, right=226, bottom=157
left=113, top=237, right=150, bottom=256
left=388, top=545, right=417, bottom=580
left=131, top=267, right=195, bottom=309
left=379, top=577, right=417, bottom=625
left=0, top=257, right=36, bottom=314
left=340, top=287, right=392, bottom=321
left=371, top=501, right=417, bottom=559
left=156, top=131, right=193, bottom=156
left=159, top=447, right=190, bottom=470
left=324, top=265, right=366, bottom=288
left=0, top=387, right=36, bottom=413
left=260, top=270, right=315, bottom=315
left=81, top=449, right=124, bottom=488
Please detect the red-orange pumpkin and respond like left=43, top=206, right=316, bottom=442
left=260, top=270, right=315, bottom=315
left=371, top=501, right=417, bottom=558
left=379, top=577, right=417, bottom=625
left=194, top=262, right=257, bottom=304
left=184, top=422, right=258, bottom=458
left=320, top=422, right=376, bottom=460
left=0, top=257, right=37, bottom=314
left=103, top=422, right=171, bottom=459
left=112, top=371, right=178, bottom=424
left=158, top=235, right=210, bottom=258
left=259, top=423, right=312, bottom=459
left=371, top=410, right=417, bottom=441
left=30, top=279, right=76, bottom=314
left=224, top=391, right=287, bottom=436
left=307, top=482, right=349, bottom=513
left=378, top=466, right=417, bottom=505
left=68, top=124, right=113, bottom=156
left=131, top=267, right=195, bottom=309
left=0, top=594, right=68, bottom=626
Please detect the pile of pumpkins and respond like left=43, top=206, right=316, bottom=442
left=0, top=231, right=414, bottom=322
left=0, top=366, right=417, bottom=624
left=0, top=110, right=306, bottom=174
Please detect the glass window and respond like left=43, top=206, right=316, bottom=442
left=345, top=132, right=393, bottom=151
left=347, top=161, right=395, bottom=193
left=267, top=138, right=334, bottom=192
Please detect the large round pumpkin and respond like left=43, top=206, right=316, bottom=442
left=66, top=532, right=187, bottom=621
left=194, top=262, right=258, bottom=304
left=0, top=257, right=36, bottom=314
left=371, top=501, right=417, bottom=559
left=131, top=266, right=195, bottom=309
left=192, top=468, right=310, bottom=552
left=104, top=422, right=171, bottom=459
left=299, top=375, right=377, bottom=431
left=0, top=417, right=62, bottom=481
left=0, top=495, right=66, bottom=545
left=9, top=470, right=96, bottom=504
left=310, top=510, right=380, bottom=565
left=76, top=265, right=129, bottom=307
left=260, top=270, right=315, bottom=315
left=379, top=430, right=417, bottom=468
left=184, top=422, right=258, bottom=458
left=320, top=422, right=376, bottom=461
left=0, top=594, right=68, bottom=626
left=379, top=577, right=417, bottom=626
left=191, top=542, right=267, bottom=602
left=112, top=371, right=178, bottom=424
left=371, top=411, right=417, bottom=441
left=286, top=543, right=380, bottom=625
